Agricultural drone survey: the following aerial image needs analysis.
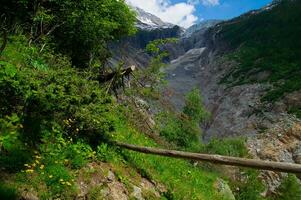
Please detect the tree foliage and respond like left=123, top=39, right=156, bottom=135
left=183, top=88, right=210, bottom=123
left=1, top=0, right=137, bottom=67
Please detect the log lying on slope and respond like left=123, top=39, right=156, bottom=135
left=115, top=142, right=301, bottom=174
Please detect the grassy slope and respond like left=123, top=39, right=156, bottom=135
left=113, top=118, right=225, bottom=200
left=219, top=0, right=301, bottom=111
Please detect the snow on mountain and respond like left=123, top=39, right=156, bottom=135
left=183, top=20, right=222, bottom=38
left=133, top=7, right=176, bottom=30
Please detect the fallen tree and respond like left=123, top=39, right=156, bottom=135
left=115, top=142, right=301, bottom=174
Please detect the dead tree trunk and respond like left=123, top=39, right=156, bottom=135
left=115, top=142, right=301, bottom=174
left=98, top=65, right=136, bottom=83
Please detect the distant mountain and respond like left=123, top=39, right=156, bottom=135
left=133, top=7, right=175, bottom=30
left=183, top=20, right=222, bottom=38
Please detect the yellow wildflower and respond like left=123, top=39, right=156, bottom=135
left=35, top=160, right=40, bottom=164
left=40, top=165, right=45, bottom=170
left=24, top=164, right=30, bottom=167
left=49, top=175, right=53, bottom=178
left=66, top=182, right=72, bottom=186
left=59, top=179, right=64, bottom=182
left=25, top=169, right=34, bottom=173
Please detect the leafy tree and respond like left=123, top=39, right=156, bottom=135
left=183, top=88, right=210, bottom=123
left=1, top=0, right=137, bottom=67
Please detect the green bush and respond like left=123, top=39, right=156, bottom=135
left=204, top=138, right=248, bottom=157
left=157, top=111, right=200, bottom=147
left=43, top=164, right=75, bottom=196
left=274, top=175, right=301, bottom=200
left=232, top=170, right=265, bottom=200
left=183, top=88, right=210, bottom=123
left=0, top=114, right=32, bottom=172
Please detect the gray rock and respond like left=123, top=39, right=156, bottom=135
left=131, top=186, right=144, bottom=200
left=215, top=178, right=236, bottom=200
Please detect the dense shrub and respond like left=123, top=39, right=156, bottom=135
left=183, top=88, right=210, bottom=123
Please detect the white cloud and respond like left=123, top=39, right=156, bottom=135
left=188, top=0, right=220, bottom=6
left=126, top=0, right=198, bottom=28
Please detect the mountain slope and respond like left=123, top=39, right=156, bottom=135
left=164, top=0, right=301, bottom=193
left=133, top=7, right=175, bottom=30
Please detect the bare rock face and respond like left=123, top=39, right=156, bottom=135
left=247, top=119, right=301, bottom=194
left=76, top=162, right=162, bottom=200
left=214, top=178, right=236, bottom=200
left=165, top=48, right=273, bottom=140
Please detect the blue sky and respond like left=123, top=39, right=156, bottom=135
left=126, top=0, right=273, bottom=28
left=179, top=0, right=273, bottom=20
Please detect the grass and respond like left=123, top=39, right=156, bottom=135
left=111, top=117, right=231, bottom=200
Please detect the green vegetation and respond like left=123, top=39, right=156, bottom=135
left=1, top=0, right=136, bottom=67
left=219, top=0, right=301, bottom=115
left=0, top=182, right=18, bottom=200
left=274, top=175, right=301, bottom=200
left=3, top=0, right=297, bottom=199
left=156, top=88, right=210, bottom=148
left=183, top=88, right=211, bottom=124
left=204, top=138, right=248, bottom=157
left=231, top=170, right=265, bottom=200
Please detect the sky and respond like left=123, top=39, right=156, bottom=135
left=126, top=0, right=273, bottom=28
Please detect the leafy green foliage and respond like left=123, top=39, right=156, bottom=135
left=157, top=111, right=200, bottom=148
left=1, top=0, right=136, bottom=67
left=183, top=88, right=210, bottom=123
left=232, top=170, right=265, bottom=200
left=1, top=35, right=116, bottom=146
left=133, top=38, right=178, bottom=96
left=157, top=88, right=210, bottom=148
left=0, top=114, right=32, bottom=172
left=97, top=143, right=122, bottom=163
left=220, top=0, right=301, bottom=103
left=274, top=175, right=301, bottom=200
left=204, top=138, right=248, bottom=157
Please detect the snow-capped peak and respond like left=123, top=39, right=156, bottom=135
left=132, top=7, right=176, bottom=30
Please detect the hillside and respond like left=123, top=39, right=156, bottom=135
left=164, top=0, right=301, bottom=198
left=1, top=0, right=301, bottom=200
